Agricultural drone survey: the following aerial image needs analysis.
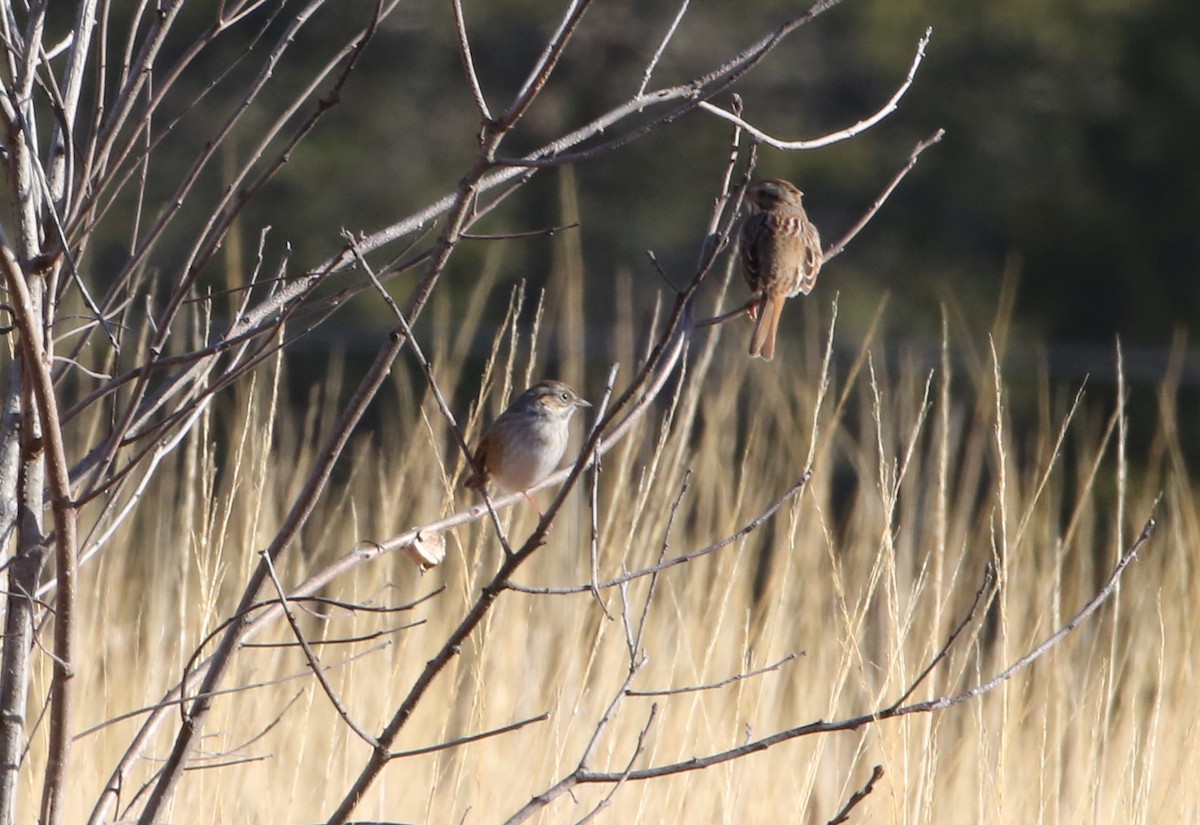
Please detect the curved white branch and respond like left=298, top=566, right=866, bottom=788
left=699, top=26, right=931, bottom=150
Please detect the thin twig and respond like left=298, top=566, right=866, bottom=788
left=825, top=765, right=885, bottom=825
left=179, top=588, right=441, bottom=685
left=644, top=250, right=680, bottom=293
left=260, top=550, right=379, bottom=748
left=74, top=642, right=392, bottom=740
left=188, top=691, right=304, bottom=764
left=886, top=564, right=995, bottom=712
left=626, top=653, right=800, bottom=697
left=502, top=0, right=592, bottom=129
left=587, top=382, right=609, bottom=618
left=664, top=470, right=692, bottom=542
left=636, top=0, right=690, bottom=97
left=461, top=222, right=579, bottom=240
left=505, top=654, right=649, bottom=825
left=822, top=129, right=945, bottom=263
left=698, top=27, right=932, bottom=151
left=926, top=514, right=1155, bottom=709
left=506, top=471, right=811, bottom=595
left=572, top=705, right=658, bottom=825
left=241, top=620, right=422, bottom=649
left=388, top=712, right=550, bottom=760
left=451, top=0, right=493, bottom=122
left=181, top=754, right=272, bottom=772
left=273, top=589, right=443, bottom=615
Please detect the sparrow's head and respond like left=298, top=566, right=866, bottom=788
left=519, top=380, right=591, bottom=419
left=746, top=179, right=804, bottom=212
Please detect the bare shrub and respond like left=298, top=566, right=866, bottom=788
left=0, top=2, right=1175, bottom=824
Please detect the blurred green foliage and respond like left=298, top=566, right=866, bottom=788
left=98, top=0, right=1198, bottom=368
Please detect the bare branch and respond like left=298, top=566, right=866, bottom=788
left=921, top=514, right=1155, bottom=710
left=506, top=471, right=812, bottom=595
left=0, top=246, right=79, bottom=825
left=501, top=0, right=593, bottom=129
left=826, top=765, right=885, bottom=825
left=241, top=621, right=424, bottom=649
left=259, top=549, right=379, bottom=748
left=190, top=690, right=303, bottom=765
left=134, top=13, right=539, bottom=816
left=588, top=366, right=622, bottom=616
left=387, top=712, right=550, bottom=760
left=460, top=222, right=580, bottom=241
left=885, top=564, right=995, bottom=712
left=451, top=0, right=492, bottom=122
left=823, top=129, right=945, bottom=263
left=74, top=642, right=393, bottom=741
left=182, top=754, right=271, bottom=772
left=504, top=658, right=650, bottom=825
left=698, top=27, right=932, bottom=151
left=636, top=0, right=691, bottom=97
left=626, top=653, right=802, bottom=698
left=571, top=705, right=658, bottom=825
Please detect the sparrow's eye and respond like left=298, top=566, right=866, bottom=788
left=560, top=392, right=569, bottom=402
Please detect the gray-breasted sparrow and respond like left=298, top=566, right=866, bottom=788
left=464, top=380, right=591, bottom=509
left=740, top=179, right=822, bottom=360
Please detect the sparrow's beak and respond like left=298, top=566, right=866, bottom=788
left=576, top=398, right=592, bottom=408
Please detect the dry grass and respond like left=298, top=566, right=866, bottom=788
left=29, top=267, right=1198, bottom=823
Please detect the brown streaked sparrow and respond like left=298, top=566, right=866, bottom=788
left=739, top=178, right=822, bottom=360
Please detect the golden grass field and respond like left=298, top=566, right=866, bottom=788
left=36, top=267, right=1198, bottom=824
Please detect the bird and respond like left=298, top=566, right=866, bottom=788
left=739, top=178, right=823, bottom=360
left=463, top=380, right=591, bottom=513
